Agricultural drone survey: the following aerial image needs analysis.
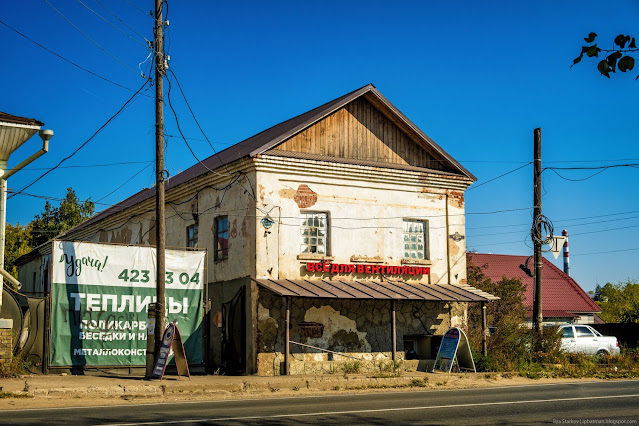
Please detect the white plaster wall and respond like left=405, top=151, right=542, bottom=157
left=254, top=157, right=469, bottom=285
left=55, top=169, right=257, bottom=285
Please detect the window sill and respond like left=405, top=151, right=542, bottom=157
left=297, top=254, right=334, bottom=262
left=401, top=258, right=432, bottom=266
left=350, top=255, right=384, bottom=263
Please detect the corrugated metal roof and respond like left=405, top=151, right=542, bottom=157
left=468, top=253, right=601, bottom=314
left=69, top=84, right=474, bottom=235
left=253, top=278, right=496, bottom=302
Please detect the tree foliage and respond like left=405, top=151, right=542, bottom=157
left=4, top=223, right=32, bottom=281
left=29, top=188, right=95, bottom=248
left=467, top=256, right=529, bottom=370
left=3, top=188, right=94, bottom=285
left=573, top=32, right=638, bottom=79
left=594, top=280, right=639, bottom=323
left=466, top=256, right=562, bottom=371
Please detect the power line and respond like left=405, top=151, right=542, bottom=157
left=544, top=164, right=639, bottom=181
left=166, top=70, right=219, bottom=156
left=166, top=69, right=261, bottom=202
left=95, top=163, right=153, bottom=202
left=465, top=162, right=532, bottom=192
left=123, top=0, right=149, bottom=16
left=14, top=160, right=153, bottom=171
left=94, top=0, right=150, bottom=42
left=467, top=214, right=639, bottom=238
left=569, top=223, right=639, bottom=237
left=545, top=163, right=639, bottom=170
left=8, top=80, right=150, bottom=200
left=43, top=0, right=140, bottom=75
left=74, top=0, right=147, bottom=47
left=165, top=78, right=219, bottom=175
left=0, top=19, right=148, bottom=95
left=468, top=222, right=639, bottom=247
left=571, top=247, right=639, bottom=257
left=8, top=190, right=114, bottom=207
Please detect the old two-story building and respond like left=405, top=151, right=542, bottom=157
left=17, top=84, right=496, bottom=375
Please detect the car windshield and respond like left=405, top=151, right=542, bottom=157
left=591, top=328, right=602, bottom=336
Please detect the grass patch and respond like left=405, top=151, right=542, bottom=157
left=0, top=355, right=32, bottom=378
left=342, top=361, right=362, bottom=374
left=408, top=378, right=429, bottom=387
left=0, top=392, right=32, bottom=399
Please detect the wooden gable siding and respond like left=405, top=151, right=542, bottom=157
left=271, top=98, right=450, bottom=172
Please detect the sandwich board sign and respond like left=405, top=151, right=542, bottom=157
left=49, top=240, right=205, bottom=368
left=433, top=327, right=476, bottom=373
left=152, top=322, right=190, bottom=380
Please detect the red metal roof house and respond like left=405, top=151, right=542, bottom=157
left=468, top=253, right=602, bottom=324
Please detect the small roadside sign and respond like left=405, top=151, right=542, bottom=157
left=151, top=323, right=191, bottom=380
left=433, top=327, right=476, bottom=373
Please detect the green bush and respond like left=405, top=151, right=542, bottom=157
left=342, top=361, right=362, bottom=374
left=0, top=355, right=31, bottom=378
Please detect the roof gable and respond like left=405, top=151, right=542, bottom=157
left=268, top=96, right=458, bottom=174
left=468, top=253, right=600, bottom=314
left=57, top=84, right=473, bottom=237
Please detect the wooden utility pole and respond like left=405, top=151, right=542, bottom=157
left=532, top=128, right=543, bottom=337
left=152, top=0, right=166, bottom=376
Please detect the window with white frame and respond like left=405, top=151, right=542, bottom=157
left=403, top=219, right=428, bottom=260
left=300, top=212, right=328, bottom=255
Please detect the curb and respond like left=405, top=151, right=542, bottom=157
left=4, top=373, right=437, bottom=400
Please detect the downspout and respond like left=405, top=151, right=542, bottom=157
left=0, top=130, right=52, bottom=297
left=0, top=266, right=21, bottom=289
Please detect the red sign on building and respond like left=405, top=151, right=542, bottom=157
left=305, top=262, right=429, bottom=276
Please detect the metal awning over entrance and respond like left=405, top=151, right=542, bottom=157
left=253, top=278, right=497, bottom=375
left=252, top=278, right=498, bottom=302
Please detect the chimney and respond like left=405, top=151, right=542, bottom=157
left=562, top=229, right=570, bottom=276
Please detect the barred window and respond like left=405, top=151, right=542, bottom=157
left=403, top=220, right=428, bottom=260
left=300, top=212, right=328, bottom=255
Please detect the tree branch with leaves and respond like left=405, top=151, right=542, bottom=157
left=573, top=32, right=637, bottom=78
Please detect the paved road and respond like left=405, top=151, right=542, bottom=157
left=5, top=380, right=639, bottom=425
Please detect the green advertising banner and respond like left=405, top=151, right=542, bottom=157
left=50, top=241, right=205, bottom=367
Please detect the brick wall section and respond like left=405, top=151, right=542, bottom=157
left=0, top=321, right=13, bottom=369
left=293, top=184, right=318, bottom=208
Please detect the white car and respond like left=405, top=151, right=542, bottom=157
left=558, top=324, right=620, bottom=356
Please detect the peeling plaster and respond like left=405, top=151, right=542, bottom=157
left=257, top=303, right=279, bottom=353
left=303, top=306, right=371, bottom=354
left=230, top=219, right=238, bottom=239
left=293, top=184, right=318, bottom=208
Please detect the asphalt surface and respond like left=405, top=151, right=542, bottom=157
left=4, top=380, right=639, bottom=425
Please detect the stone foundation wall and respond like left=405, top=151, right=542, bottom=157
left=257, top=352, right=422, bottom=376
left=0, top=319, right=13, bottom=370
left=256, top=290, right=468, bottom=375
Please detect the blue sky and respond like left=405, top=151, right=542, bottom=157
left=2, top=0, right=638, bottom=293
